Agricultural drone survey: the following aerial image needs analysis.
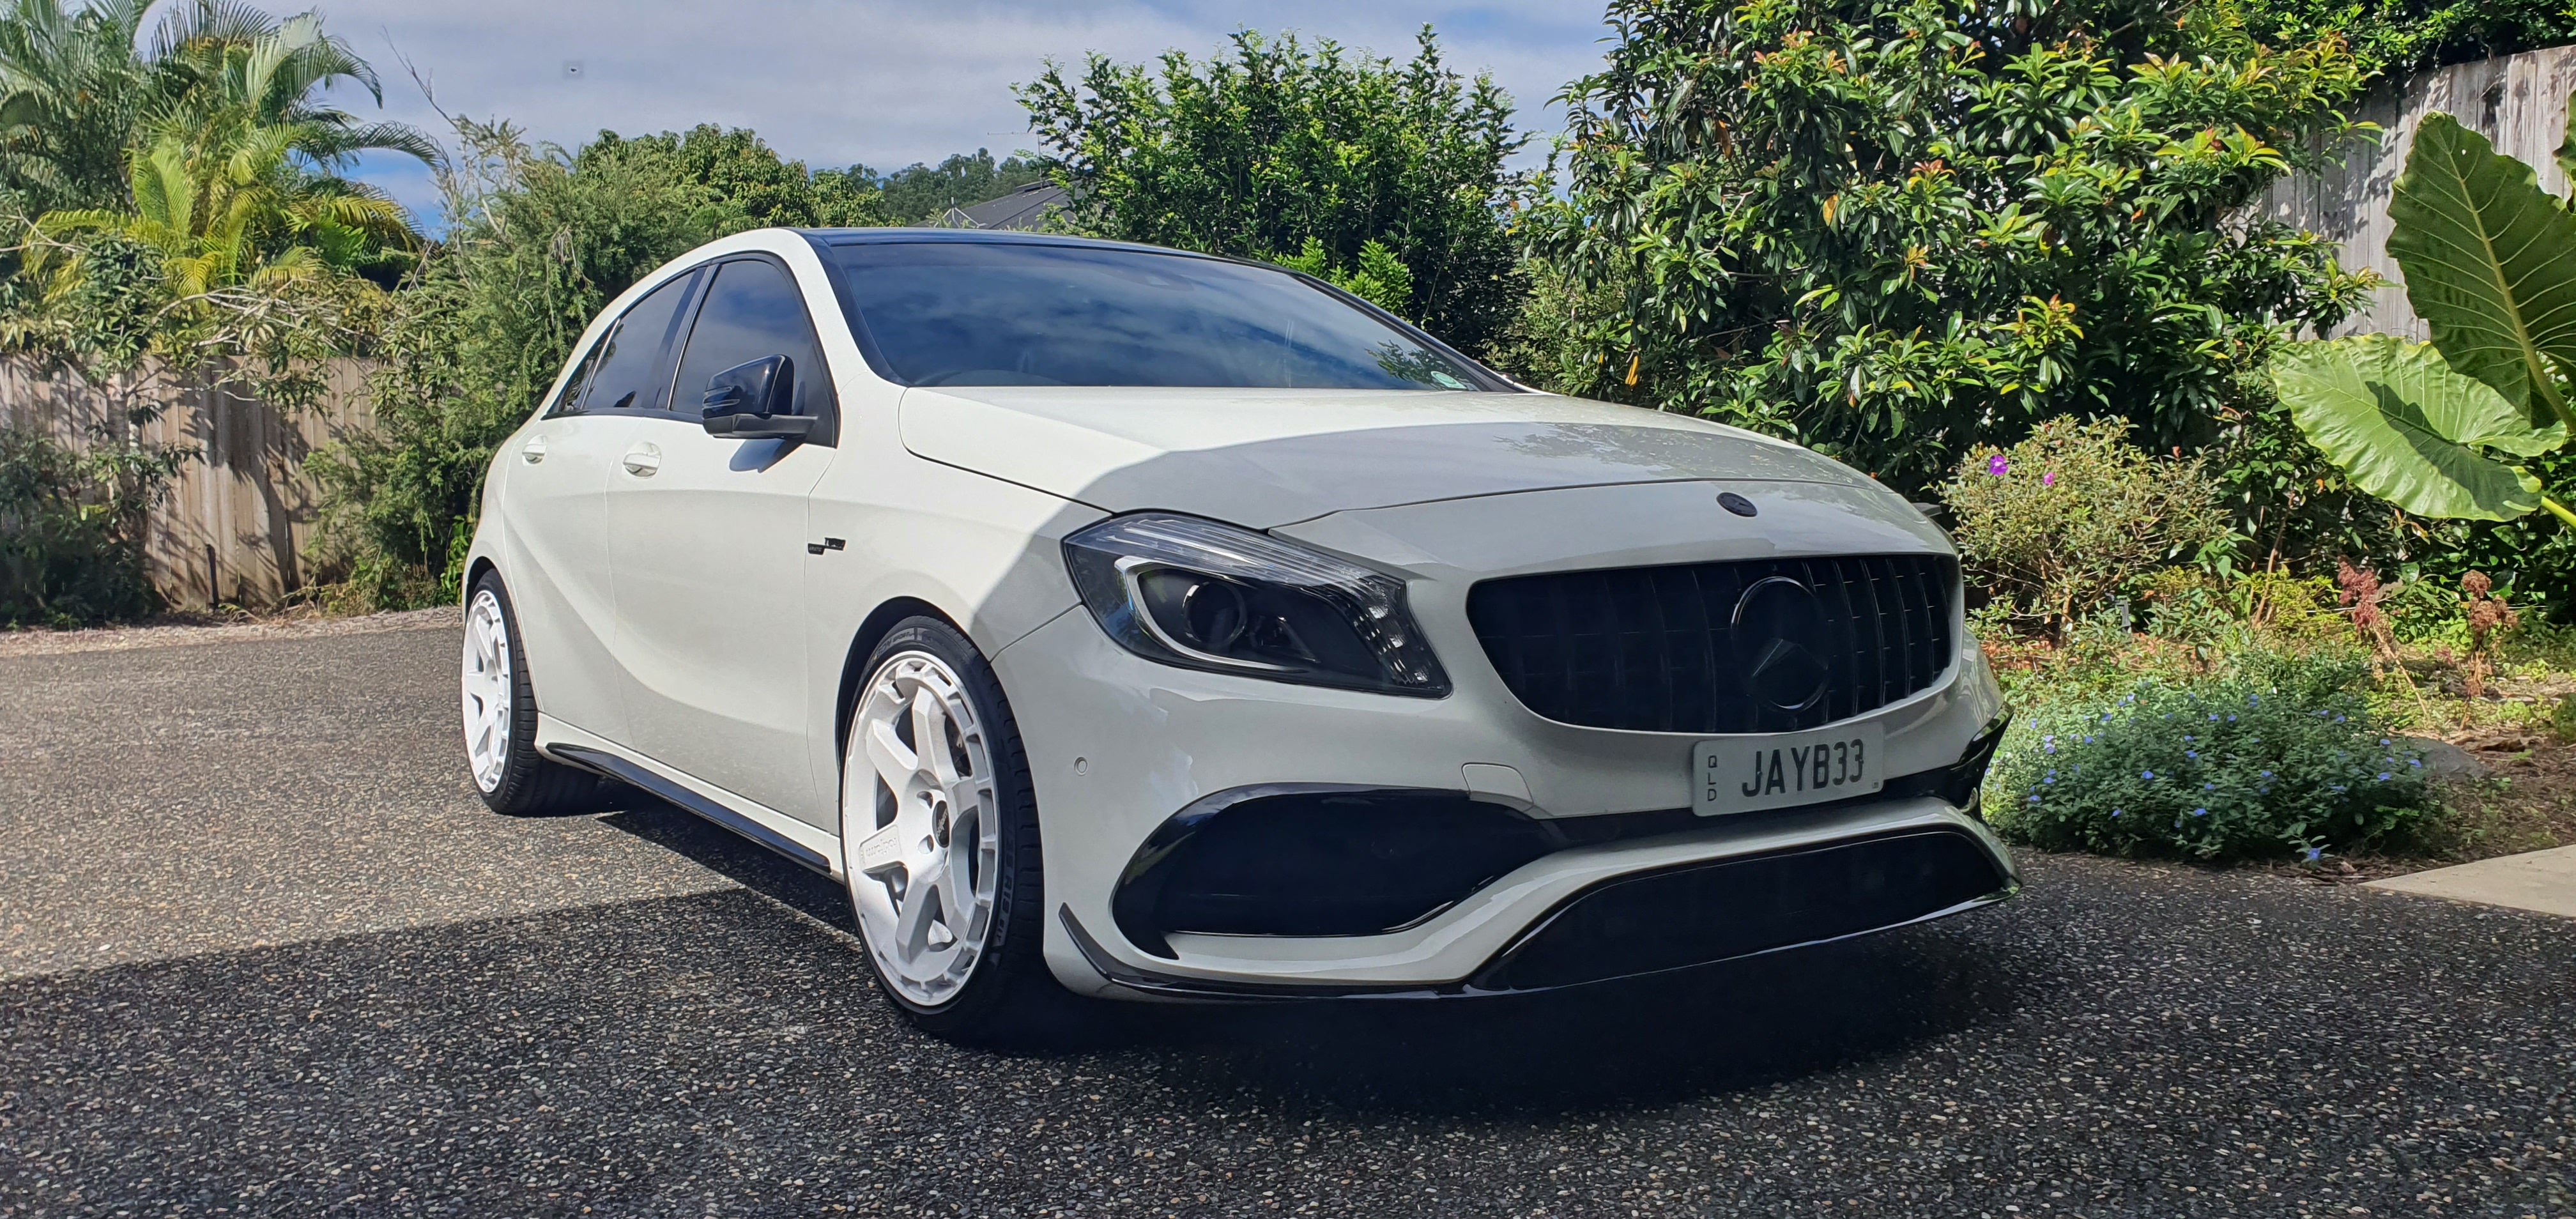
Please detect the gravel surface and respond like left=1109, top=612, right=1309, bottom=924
left=2, top=629, right=2571, bottom=1217
left=0, top=607, right=457, bottom=660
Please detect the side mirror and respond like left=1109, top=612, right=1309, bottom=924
left=702, top=355, right=813, bottom=440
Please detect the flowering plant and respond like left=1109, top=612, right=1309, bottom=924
left=1988, top=648, right=2434, bottom=861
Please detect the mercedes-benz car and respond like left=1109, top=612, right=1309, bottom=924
left=458, top=227, right=2017, bottom=1039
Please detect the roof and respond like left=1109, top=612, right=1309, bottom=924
left=939, top=181, right=1069, bottom=232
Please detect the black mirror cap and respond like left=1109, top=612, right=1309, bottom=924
left=704, top=411, right=815, bottom=440
left=701, top=354, right=800, bottom=436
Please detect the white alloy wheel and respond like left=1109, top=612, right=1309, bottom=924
left=461, top=588, right=514, bottom=793
left=845, top=650, right=1004, bottom=1008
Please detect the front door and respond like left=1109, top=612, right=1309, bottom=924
left=608, top=256, right=839, bottom=826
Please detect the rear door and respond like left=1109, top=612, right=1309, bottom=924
left=499, top=270, right=699, bottom=740
left=606, top=255, right=838, bottom=826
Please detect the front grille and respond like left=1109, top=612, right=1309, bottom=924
left=1466, top=553, right=1957, bottom=734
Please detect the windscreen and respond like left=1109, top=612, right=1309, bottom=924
left=829, top=241, right=1496, bottom=391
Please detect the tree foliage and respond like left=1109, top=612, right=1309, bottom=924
left=2228, top=0, right=2576, bottom=75
left=312, top=119, right=887, bottom=604
left=1521, top=0, right=2380, bottom=491
left=1020, top=27, right=1527, bottom=351
left=868, top=148, right=1047, bottom=225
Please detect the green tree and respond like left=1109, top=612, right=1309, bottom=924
left=1020, top=27, right=1527, bottom=351
left=2228, top=0, right=2576, bottom=75
left=1521, top=0, right=2380, bottom=492
left=870, top=148, right=1046, bottom=224
left=592, top=123, right=891, bottom=229
left=314, top=119, right=845, bottom=603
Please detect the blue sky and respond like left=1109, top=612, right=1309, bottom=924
left=313, top=0, right=1616, bottom=226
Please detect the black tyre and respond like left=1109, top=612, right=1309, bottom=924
left=839, top=616, right=1059, bottom=1040
left=462, top=572, right=611, bottom=815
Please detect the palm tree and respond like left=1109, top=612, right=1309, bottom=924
left=0, top=0, right=155, bottom=216
left=21, top=2, right=430, bottom=294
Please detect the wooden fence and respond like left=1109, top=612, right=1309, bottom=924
left=0, top=357, right=376, bottom=610
left=2258, top=44, right=2576, bottom=339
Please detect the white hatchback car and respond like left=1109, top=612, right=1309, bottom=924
left=460, top=227, right=2017, bottom=1038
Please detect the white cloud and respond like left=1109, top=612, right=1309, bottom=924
left=314, top=0, right=1613, bottom=219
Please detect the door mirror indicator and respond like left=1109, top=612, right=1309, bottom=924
left=702, top=355, right=811, bottom=439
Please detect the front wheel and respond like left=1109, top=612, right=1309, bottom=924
left=841, top=617, right=1056, bottom=1039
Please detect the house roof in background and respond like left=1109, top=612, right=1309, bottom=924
left=941, top=181, right=1070, bottom=231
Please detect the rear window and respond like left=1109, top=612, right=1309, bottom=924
left=828, top=241, right=1500, bottom=392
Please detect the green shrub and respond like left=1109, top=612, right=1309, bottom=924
left=1988, top=648, right=2434, bottom=861
left=0, top=425, right=178, bottom=627
left=1942, top=418, right=2233, bottom=638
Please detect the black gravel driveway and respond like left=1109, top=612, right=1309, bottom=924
left=1, top=624, right=2569, bottom=1217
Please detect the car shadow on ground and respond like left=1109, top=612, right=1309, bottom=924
left=597, top=790, right=2033, bottom=1117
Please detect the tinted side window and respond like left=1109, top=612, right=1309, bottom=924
left=546, top=335, right=606, bottom=417
left=581, top=272, right=698, bottom=413
left=672, top=260, right=832, bottom=420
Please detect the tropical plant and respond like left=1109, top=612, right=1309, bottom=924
left=1019, top=27, right=1527, bottom=352
left=1521, top=0, right=2379, bottom=491
left=0, top=0, right=155, bottom=217
left=2269, top=104, right=2576, bottom=535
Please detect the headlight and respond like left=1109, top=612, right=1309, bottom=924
left=1062, top=513, right=1450, bottom=697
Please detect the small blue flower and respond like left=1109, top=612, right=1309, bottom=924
left=2192, top=808, right=2208, bottom=817
left=2260, top=770, right=2273, bottom=778
left=2303, top=847, right=2322, bottom=862
left=2379, top=739, right=2391, bottom=747
left=2409, top=758, right=2421, bottom=769
left=2336, top=715, right=2348, bottom=723
left=2227, top=715, right=2237, bottom=723
left=2028, top=795, right=2041, bottom=804
left=2378, top=772, right=2393, bottom=781
left=2111, top=809, right=2124, bottom=818
left=2204, top=782, right=2216, bottom=790
left=2186, top=750, right=2198, bottom=760
left=2142, top=770, right=2156, bottom=779
left=2209, top=714, right=2220, bottom=722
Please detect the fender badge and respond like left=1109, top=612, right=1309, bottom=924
left=1717, top=491, right=1758, bottom=518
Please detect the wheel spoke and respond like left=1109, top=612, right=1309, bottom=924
left=863, top=717, right=918, bottom=797
left=894, top=877, right=940, bottom=954
left=910, top=688, right=959, bottom=785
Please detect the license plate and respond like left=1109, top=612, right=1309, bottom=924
left=1692, top=723, right=1885, bottom=816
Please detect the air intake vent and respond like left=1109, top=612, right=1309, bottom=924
left=1465, top=554, right=1957, bottom=734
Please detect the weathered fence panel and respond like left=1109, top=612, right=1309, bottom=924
left=2258, top=45, right=2576, bottom=339
left=0, top=357, right=376, bottom=610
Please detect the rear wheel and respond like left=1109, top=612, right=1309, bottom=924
left=463, top=573, right=609, bottom=815
left=841, top=617, right=1056, bottom=1039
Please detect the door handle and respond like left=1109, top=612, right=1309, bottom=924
left=520, top=436, right=548, bottom=464
left=622, top=444, right=661, bottom=477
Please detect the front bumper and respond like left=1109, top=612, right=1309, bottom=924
left=990, top=602, right=2014, bottom=1000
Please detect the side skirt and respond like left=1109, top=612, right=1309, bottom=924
left=535, top=717, right=841, bottom=878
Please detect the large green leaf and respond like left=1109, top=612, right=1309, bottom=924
left=2388, top=113, right=2576, bottom=431
left=2271, top=335, right=2554, bottom=521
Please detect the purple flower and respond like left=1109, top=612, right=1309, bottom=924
left=2041, top=471, right=2056, bottom=487
left=1987, top=454, right=2009, bottom=476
